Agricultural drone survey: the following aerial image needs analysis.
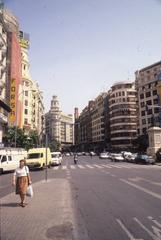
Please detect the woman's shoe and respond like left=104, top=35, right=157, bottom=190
left=19, top=203, right=26, bottom=207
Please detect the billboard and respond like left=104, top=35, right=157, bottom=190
left=8, top=32, right=22, bottom=127
left=19, top=31, right=30, bottom=49
left=9, top=78, right=16, bottom=123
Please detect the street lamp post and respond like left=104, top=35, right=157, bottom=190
left=45, top=133, right=48, bottom=181
left=14, top=90, right=24, bottom=147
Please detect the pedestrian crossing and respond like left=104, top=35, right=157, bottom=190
left=52, top=163, right=160, bottom=171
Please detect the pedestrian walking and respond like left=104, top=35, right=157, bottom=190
left=74, top=153, right=78, bottom=164
left=12, top=159, right=32, bottom=207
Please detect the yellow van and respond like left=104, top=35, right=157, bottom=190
left=26, top=148, right=52, bottom=169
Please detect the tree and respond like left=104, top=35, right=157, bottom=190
left=49, top=139, right=61, bottom=152
left=132, top=134, right=149, bottom=152
left=156, top=148, right=161, bottom=163
left=3, top=126, right=39, bottom=150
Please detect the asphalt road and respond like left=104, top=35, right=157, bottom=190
left=1, top=156, right=161, bottom=240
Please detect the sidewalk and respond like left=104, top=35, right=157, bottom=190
left=1, top=178, right=87, bottom=240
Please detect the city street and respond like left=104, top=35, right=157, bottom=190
left=1, top=156, right=161, bottom=240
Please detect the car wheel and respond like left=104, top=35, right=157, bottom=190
left=0, top=168, right=3, bottom=174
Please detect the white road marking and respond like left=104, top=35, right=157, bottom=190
left=129, top=177, right=161, bottom=186
left=117, top=164, right=131, bottom=169
left=53, top=166, right=59, bottom=170
left=116, top=219, right=143, bottom=240
left=108, top=165, right=122, bottom=169
left=62, top=166, right=67, bottom=170
left=70, top=165, right=76, bottom=169
left=148, top=216, right=161, bottom=228
left=77, top=165, right=85, bottom=169
left=85, top=164, right=94, bottom=169
left=134, top=217, right=161, bottom=240
left=93, top=164, right=103, bottom=169
left=120, top=179, right=161, bottom=200
left=100, top=164, right=112, bottom=168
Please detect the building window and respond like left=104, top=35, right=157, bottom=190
left=148, top=118, right=151, bottom=124
left=154, top=108, right=159, bottom=113
left=141, top=102, right=145, bottom=107
left=25, top=100, right=28, bottom=106
left=141, top=111, right=145, bottom=116
left=24, top=109, right=28, bottom=114
left=146, top=100, right=152, bottom=105
left=153, top=99, right=158, bottom=105
left=147, top=109, right=152, bottom=115
left=153, top=90, right=157, bottom=96
left=140, top=93, right=144, bottom=99
left=142, top=119, right=146, bottom=124
left=146, top=92, right=151, bottom=98
left=24, top=118, right=28, bottom=124
left=25, top=91, right=28, bottom=96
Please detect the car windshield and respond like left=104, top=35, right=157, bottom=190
left=28, top=153, right=42, bottom=159
left=51, top=154, right=58, bottom=158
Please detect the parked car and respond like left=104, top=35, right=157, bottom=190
left=99, top=152, right=110, bottom=159
left=51, top=152, right=62, bottom=166
left=126, top=153, right=137, bottom=163
left=134, top=154, right=155, bottom=164
left=110, top=153, right=124, bottom=162
left=90, top=151, right=96, bottom=156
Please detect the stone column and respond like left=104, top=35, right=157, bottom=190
left=147, top=127, right=161, bottom=158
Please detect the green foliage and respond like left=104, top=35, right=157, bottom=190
left=156, top=148, right=161, bottom=162
left=3, top=126, right=39, bottom=150
left=49, top=139, right=61, bottom=152
left=132, top=134, right=149, bottom=152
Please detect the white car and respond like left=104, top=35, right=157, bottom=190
left=111, top=153, right=124, bottom=162
left=51, top=152, right=62, bottom=166
left=99, top=152, right=110, bottom=159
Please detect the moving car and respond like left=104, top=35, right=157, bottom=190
left=51, top=152, right=62, bottom=166
left=27, top=148, right=52, bottom=169
left=134, top=154, right=155, bottom=164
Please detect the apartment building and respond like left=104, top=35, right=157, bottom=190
left=74, top=93, right=110, bottom=152
left=46, top=95, right=74, bottom=149
left=91, top=92, right=109, bottom=151
left=135, top=61, right=161, bottom=135
left=109, top=81, right=138, bottom=149
left=0, top=10, right=11, bottom=143
left=61, top=113, right=74, bottom=149
left=19, top=31, right=44, bottom=135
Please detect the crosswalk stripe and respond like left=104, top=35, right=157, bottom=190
left=70, top=165, right=76, bottom=169
left=53, top=166, right=59, bottom=170
left=116, top=164, right=131, bottom=169
left=93, top=164, right=104, bottom=169
left=77, top=165, right=85, bottom=169
left=85, top=164, right=94, bottom=169
left=108, top=165, right=122, bottom=169
left=101, top=164, right=112, bottom=168
left=52, top=164, right=161, bottom=170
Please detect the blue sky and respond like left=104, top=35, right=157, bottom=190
left=5, top=0, right=161, bottom=114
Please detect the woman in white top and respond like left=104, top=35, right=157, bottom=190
left=12, top=159, right=32, bottom=207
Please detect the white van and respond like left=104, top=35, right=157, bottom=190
left=51, top=152, right=62, bottom=166
left=0, top=148, right=27, bottom=174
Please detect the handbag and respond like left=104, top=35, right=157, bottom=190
left=25, top=166, right=33, bottom=197
left=26, top=184, right=34, bottom=197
